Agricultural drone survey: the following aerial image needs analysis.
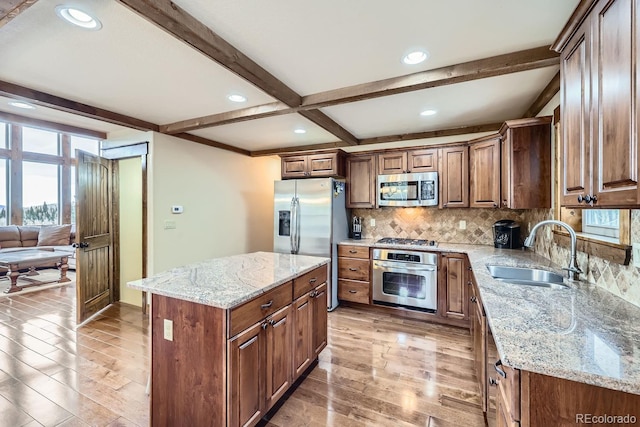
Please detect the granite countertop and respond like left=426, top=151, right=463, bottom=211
left=340, top=239, right=640, bottom=395
left=127, top=251, right=330, bottom=309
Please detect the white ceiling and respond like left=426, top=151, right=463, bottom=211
left=0, top=0, right=580, bottom=152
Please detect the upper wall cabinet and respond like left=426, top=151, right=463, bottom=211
left=281, top=150, right=345, bottom=179
left=469, top=135, right=501, bottom=208
left=378, top=148, right=438, bottom=174
left=553, top=0, right=639, bottom=207
left=346, top=154, right=376, bottom=208
left=439, top=145, right=469, bottom=208
left=500, top=117, right=552, bottom=209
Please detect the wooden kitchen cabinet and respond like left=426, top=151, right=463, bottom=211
left=311, top=282, right=328, bottom=357
left=440, top=253, right=469, bottom=322
left=470, top=277, right=487, bottom=412
left=439, top=145, right=469, bottom=208
left=469, top=134, right=501, bottom=208
left=292, top=293, right=313, bottom=378
left=264, top=305, right=293, bottom=410
left=346, top=154, right=376, bottom=208
left=378, top=148, right=438, bottom=174
left=499, top=118, right=552, bottom=209
left=337, top=244, right=371, bottom=304
left=281, top=150, right=345, bottom=179
left=554, top=0, right=639, bottom=207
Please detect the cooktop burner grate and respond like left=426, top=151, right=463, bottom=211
left=376, top=237, right=437, bottom=247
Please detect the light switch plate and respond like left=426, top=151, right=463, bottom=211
left=459, top=220, right=467, bottom=230
left=163, top=319, right=173, bottom=341
left=370, top=218, right=376, bottom=227
left=164, top=220, right=176, bottom=230
left=633, top=243, right=640, bottom=268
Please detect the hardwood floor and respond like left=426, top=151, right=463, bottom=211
left=0, top=285, right=484, bottom=427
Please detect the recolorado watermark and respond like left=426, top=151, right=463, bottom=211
left=576, top=414, right=637, bottom=424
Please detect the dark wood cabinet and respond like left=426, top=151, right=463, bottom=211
left=440, top=253, right=469, bottom=321
left=499, top=117, right=552, bottom=209
left=337, top=244, right=371, bottom=304
left=292, top=293, right=312, bottom=378
left=311, top=282, right=328, bottom=357
left=265, top=305, right=292, bottom=410
left=469, top=135, right=501, bottom=208
left=439, top=145, right=469, bottom=208
left=281, top=150, right=345, bottom=179
left=378, top=148, right=438, bottom=174
left=555, top=0, right=639, bottom=207
left=346, top=154, right=376, bottom=208
left=471, top=279, right=487, bottom=413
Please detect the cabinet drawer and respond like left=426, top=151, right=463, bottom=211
left=229, top=281, right=292, bottom=337
left=338, top=279, right=370, bottom=304
left=338, top=258, right=370, bottom=281
left=495, top=361, right=520, bottom=421
left=293, top=265, right=328, bottom=299
left=338, top=245, right=369, bottom=259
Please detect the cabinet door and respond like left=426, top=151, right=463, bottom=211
left=378, top=152, right=407, bottom=174
left=442, top=253, right=469, bottom=321
left=292, top=294, right=313, bottom=378
left=312, top=282, right=328, bottom=357
left=281, top=156, right=308, bottom=179
left=307, top=152, right=342, bottom=178
left=591, top=0, right=638, bottom=206
left=228, top=322, right=265, bottom=427
left=500, top=133, right=512, bottom=209
left=560, top=19, right=591, bottom=206
left=440, top=146, right=469, bottom=208
left=346, top=155, right=376, bottom=208
left=408, top=148, right=438, bottom=172
left=470, top=137, right=501, bottom=208
left=471, top=281, right=487, bottom=413
left=265, top=305, right=292, bottom=410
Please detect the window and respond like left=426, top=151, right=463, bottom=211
left=22, top=127, right=59, bottom=155
left=0, top=122, right=6, bottom=149
left=582, top=209, right=619, bottom=239
left=0, top=160, right=7, bottom=226
left=71, top=135, right=100, bottom=157
left=22, top=162, right=60, bottom=225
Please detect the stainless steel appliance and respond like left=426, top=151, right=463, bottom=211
left=377, top=237, right=438, bottom=247
left=273, top=178, right=348, bottom=311
left=377, top=172, right=438, bottom=207
left=372, top=248, right=438, bottom=312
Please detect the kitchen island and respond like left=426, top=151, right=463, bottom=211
left=128, top=251, right=330, bottom=427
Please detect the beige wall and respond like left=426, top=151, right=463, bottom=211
left=118, top=157, right=143, bottom=307
left=147, top=133, right=280, bottom=274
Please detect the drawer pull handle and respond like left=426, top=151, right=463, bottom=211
left=489, top=377, right=498, bottom=387
left=494, top=360, right=506, bottom=378
left=348, top=268, right=358, bottom=271
left=349, top=250, right=358, bottom=253
left=260, top=300, right=273, bottom=309
left=309, top=290, right=317, bottom=298
left=470, top=296, right=477, bottom=303
left=309, top=277, right=317, bottom=283
left=348, top=290, right=357, bottom=294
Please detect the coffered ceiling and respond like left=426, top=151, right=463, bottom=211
left=0, top=0, right=580, bottom=155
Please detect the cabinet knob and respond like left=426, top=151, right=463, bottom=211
left=591, top=195, right=598, bottom=204
left=470, top=296, right=477, bottom=303
left=577, top=195, right=585, bottom=203
left=584, top=194, right=592, bottom=203
left=489, top=377, right=498, bottom=387
left=492, top=203, right=498, bottom=208
left=261, top=322, right=268, bottom=330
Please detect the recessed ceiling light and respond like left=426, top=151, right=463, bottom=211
left=420, top=109, right=437, bottom=117
left=9, top=101, right=35, bottom=110
left=402, top=50, right=429, bottom=65
left=227, top=94, right=247, bottom=103
left=55, top=5, right=102, bottom=30
left=294, top=129, right=306, bottom=134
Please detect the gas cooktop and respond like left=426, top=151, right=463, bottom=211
left=376, top=237, right=438, bottom=247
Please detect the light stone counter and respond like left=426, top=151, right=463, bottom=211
left=127, top=251, right=330, bottom=309
left=340, top=239, right=640, bottom=395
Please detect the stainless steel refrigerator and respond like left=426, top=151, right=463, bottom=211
left=273, top=178, right=348, bottom=311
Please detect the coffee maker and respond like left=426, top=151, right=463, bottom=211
left=493, top=220, right=522, bottom=249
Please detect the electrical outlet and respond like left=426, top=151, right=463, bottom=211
left=633, top=243, right=640, bottom=268
left=370, top=218, right=376, bottom=227
left=164, top=220, right=176, bottom=230
left=163, top=319, right=173, bottom=341
left=459, top=220, right=466, bottom=230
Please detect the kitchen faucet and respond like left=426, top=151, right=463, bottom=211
left=523, top=220, right=582, bottom=281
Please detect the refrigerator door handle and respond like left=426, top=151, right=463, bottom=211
left=294, top=197, right=301, bottom=253
left=290, top=197, right=297, bottom=253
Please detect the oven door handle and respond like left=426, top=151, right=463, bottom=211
left=373, top=261, right=436, bottom=272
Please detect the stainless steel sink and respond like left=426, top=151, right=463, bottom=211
left=486, top=265, right=568, bottom=289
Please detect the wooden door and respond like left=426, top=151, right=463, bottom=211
left=346, top=155, right=376, bottom=208
left=469, top=136, right=501, bottom=208
left=500, top=132, right=512, bottom=209
left=591, top=0, right=638, bottom=206
left=281, top=155, right=308, bottom=179
left=75, top=150, right=114, bottom=323
left=408, top=148, right=438, bottom=172
left=378, top=152, right=407, bottom=174
left=228, top=321, right=265, bottom=427
left=292, top=293, right=312, bottom=378
left=312, top=282, right=328, bottom=357
left=265, top=305, right=292, bottom=410
left=443, top=254, right=469, bottom=321
left=439, top=146, right=469, bottom=208
left=560, top=18, right=591, bottom=206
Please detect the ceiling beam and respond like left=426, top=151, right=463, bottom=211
left=523, top=71, right=560, bottom=118
left=117, top=0, right=301, bottom=108
left=359, top=122, right=502, bottom=146
left=297, top=110, right=359, bottom=146
left=0, top=80, right=159, bottom=131
left=302, top=46, right=560, bottom=109
left=0, top=111, right=106, bottom=139
left=0, top=0, right=37, bottom=29
left=251, top=141, right=350, bottom=157
left=172, top=133, right=251, bottom=156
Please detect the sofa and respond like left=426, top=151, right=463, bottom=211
left=0, top=224, right=76, bottom=271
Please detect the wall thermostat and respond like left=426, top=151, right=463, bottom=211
left=171, top=205, right=183, bottom=214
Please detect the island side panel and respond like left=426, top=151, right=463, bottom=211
left=152, top=294, right=227, bottom=427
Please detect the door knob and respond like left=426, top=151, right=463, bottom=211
left=72, top=242, right=89, bottom=249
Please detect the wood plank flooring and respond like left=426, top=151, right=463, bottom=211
left=0, top=285, right=484, bottom=427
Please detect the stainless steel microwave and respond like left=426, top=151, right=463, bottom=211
left=377, top=172, right=438, bottom=207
